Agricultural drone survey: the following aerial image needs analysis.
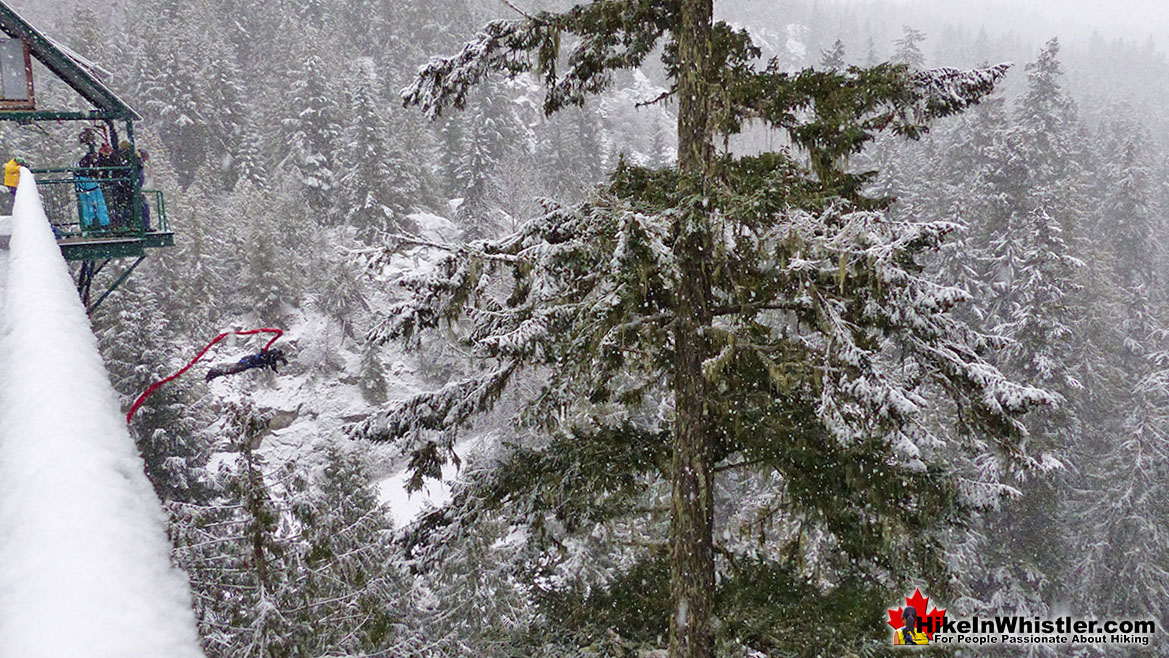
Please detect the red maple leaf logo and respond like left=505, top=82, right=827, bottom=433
left=887, top=588, right=947, bottom=640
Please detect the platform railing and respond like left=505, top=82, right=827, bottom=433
left=28, top=166, right=167, bottom=239
left=142, top=189, right=168, bottom=233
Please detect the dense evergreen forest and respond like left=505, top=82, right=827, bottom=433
left=6, top=0, right=1169, bottom=655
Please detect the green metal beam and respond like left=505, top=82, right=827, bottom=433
left=0, top=110, right=127, bottom=122
left=60, top=238, right=145, bottom=261
left=57, top=232, right=174, bottom=261
left=140, top=232, right=174, bottom=249
left=87, top=256, right=146, bottom=314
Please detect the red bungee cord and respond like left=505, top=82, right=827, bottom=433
left=126, top=328, right=284, bottom=424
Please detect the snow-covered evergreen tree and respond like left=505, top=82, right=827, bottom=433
left=278, top=39, right=343, bottom=217
left=284, top=442, right=405, bottom=653
left=369, top=5, right=1050, bottom=656
left=454, top=80, right=521, bottom=239
left=339, top=59, right=417, bottom=236
left=893, top=25, right=926, bottom=69
left=1066, top=102, right=1169, bottom=630
left=436, top=116, right=465, bottom=201
left=340, top=60, right=393, bottom=230
left=358, top=344, right=388, bottom=405
left=173, top=409, right=407, bottom=657
left=172, top=407, right=298, bottom=657
left=239, top=186, right=299, bottom=323
left=1102, top=137, right=1160, bottom=289
left=203, top=54, right=254, bottom=192
left=820, top=38, right=846, bottom=69
left=1013, top=39, right=1080, bottom=199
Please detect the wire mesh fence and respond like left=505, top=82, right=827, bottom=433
left=28, top=168, right=166, bottom=239
left=35, top=178, right=81, bottom=236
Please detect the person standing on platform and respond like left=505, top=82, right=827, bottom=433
left=136, top=149, right=151, bottom=231
left=77, top=135, right=111, bottom=232
left=4, top=155, right=25, bottom=213
left=94, top=143, right=122, bottom=227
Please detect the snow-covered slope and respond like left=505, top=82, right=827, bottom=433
left=0, top=171, right=203, bottom=658
left=204, top=212, right=468, bottom=528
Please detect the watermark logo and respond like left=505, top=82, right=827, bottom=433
left=887, top=588, right=946, bottom=645
left=886, top=588, right=1157, bottom=648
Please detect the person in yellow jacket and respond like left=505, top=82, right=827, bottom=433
left=893, top=606, right=930, bottom=645
left=5, top=156, right=23, bottom=188
left=4, top=156, right=25, bottom=213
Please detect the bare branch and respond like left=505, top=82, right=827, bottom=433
left=635, top=88, right=675, bottom=108
left=502, top=0, right=535, bottom=19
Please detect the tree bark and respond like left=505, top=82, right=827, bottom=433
left=670, top=1, right=716, bottom=658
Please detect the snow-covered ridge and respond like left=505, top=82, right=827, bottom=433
left=0, top=171, right=203, bottom=658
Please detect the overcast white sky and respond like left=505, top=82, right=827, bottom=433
left=12, top=0, right=1169, bottom=56
left=882, top=0, right=1169, bottom=50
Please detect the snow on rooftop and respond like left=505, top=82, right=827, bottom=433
left=0, top=171, right=203, bottom=657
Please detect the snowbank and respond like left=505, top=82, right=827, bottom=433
left=0, top=171, right=204, bottom=658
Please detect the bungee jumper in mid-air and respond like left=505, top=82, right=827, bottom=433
left=205, top=348, right=288, bottom=381
left=126, top=328, right=287, bottom=424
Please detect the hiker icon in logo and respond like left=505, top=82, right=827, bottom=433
left=893, top=605, right=930, bottom=645
left=888, top=588, right=945, bottom=646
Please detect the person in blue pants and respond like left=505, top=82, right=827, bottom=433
left=77, top=178, right=111, bottom=231
left=77, top=147, right=111, bottom=232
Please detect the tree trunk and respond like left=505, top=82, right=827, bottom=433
left=670, top=1, right=715, bottom=658
left=244, top=442, right=270, bottom=591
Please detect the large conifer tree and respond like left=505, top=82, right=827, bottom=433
left=356, top=2, right=1052, bottom=656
